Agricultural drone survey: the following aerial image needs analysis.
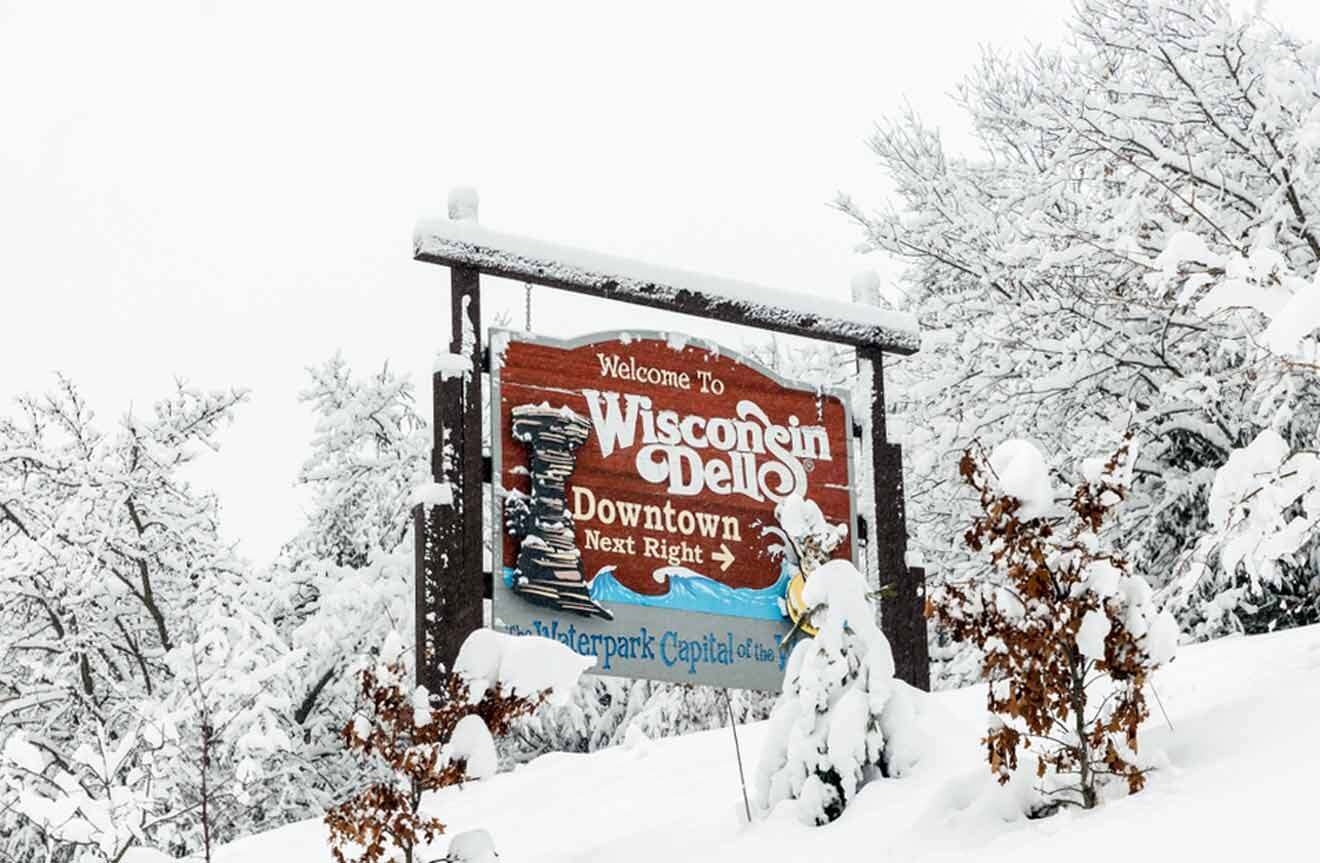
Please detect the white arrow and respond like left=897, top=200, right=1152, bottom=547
left=712, top=543, right=735, bottom=572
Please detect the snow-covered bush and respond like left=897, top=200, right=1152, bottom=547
left=930, top=439, right=1178, bottom=812
left=326, top=631, right=592, bottom=863
left=754, top=559, right=918, bottom=825
left=503, top=677, right=772, bottom=760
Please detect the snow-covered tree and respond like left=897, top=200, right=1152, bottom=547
left=286, top=353, right=430, bottom=572
left=840, top=0, right=1320, bottom=673
left=263, top=356, right=429, bottom=793
left=930, top=438, right=1178, bottom=812
left=753, top=560, right=918, bottom=825
left=0, top=376, right=294, bottom=858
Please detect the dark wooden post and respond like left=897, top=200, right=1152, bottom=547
left=415, top=265, right=485, bottom=693
left=860, top=346, right=929, bottom=691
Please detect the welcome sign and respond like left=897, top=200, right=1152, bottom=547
left=490, top=330, right=857, bottom=690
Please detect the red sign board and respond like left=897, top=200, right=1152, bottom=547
left=491, top=330, right=856, bottom=688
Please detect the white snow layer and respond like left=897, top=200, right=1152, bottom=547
left=447, top=186, right=480, bottom=222
left=412, top=218, right=921, bottom=352
left=453, top=628, right=596, bottom=707
left=849, top=269, right=884, bottom=305
left=1207, top=428, right=1289, bottom=527
left=989, top=439, right=1055, bottom=520
left=433, top=350, right=471, bottom=379
left=1076, top=609, right=1112, bottom=660
left=196, top=623, right=1320, bottom=863
left=409, top=481, right=454, bottom=508
left=444, top=829, right=498, bottom=862
left=446, top=714, right=498, bottom=780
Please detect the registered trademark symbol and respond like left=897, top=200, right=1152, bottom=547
left=803, top=458, right=815, bottom=473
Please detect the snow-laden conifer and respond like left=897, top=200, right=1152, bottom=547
left=753, top=559, right=920, bottom=824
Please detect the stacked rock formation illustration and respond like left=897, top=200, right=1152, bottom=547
left=504, top=403, right=613, bottom=620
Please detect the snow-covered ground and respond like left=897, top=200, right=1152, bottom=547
left=152, top=624, right=1320, bottom=862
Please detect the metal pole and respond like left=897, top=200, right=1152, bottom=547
left=723, top=689, right=753, bottom=823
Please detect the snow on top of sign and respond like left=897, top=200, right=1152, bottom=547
left=453, top=629, right=595, bottom=707
left=413, top=218, right=920, bottom=351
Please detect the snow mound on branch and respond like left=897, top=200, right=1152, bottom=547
left=1154, top=230, right=1223, bottom=270
left=1260, top=272, right=1320, bottom=353
left=776, top=496, right=837, bottom=546
left=1076, top=609, right=1112, bottom=660
left=445, top=828, right=497, bottom=862
left=446, top=714, right=497, bottom=780
left=454, top=629, right=596, bottom=707
left=800, top=559, right=883, bottom=648
left=989, top=439, right=1054, bottom=520
left=1207, top=428, right=1289, bottom=527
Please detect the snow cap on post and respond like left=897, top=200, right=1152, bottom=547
left=448, top=186, right=480, bottom=222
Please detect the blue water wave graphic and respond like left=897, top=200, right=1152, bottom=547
left=585, top=560, right=793, bottom=620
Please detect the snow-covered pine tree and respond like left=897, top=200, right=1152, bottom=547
left=753, top=559, right=919, bottom=825
left=930, top=438, right=1178, bottom=812
left=285, top=353, right=430, bottom=573
left=266, top=355, right=429, bottom=787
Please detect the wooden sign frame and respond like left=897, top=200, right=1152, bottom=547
left=411, top=216, right=929, bottom=694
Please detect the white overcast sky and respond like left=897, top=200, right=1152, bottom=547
left=4, top=0, right=1319, bottom=565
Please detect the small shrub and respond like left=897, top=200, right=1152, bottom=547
left=325, top=651, right=543, bottom=863
left=929, top=438, right=1178, bottom=812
